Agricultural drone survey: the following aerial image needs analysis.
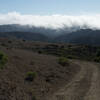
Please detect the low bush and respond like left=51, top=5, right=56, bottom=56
left=0, top=51, right=8, bottom=69
left=25, top=71, right=37, bottom=82
left=94, top=57, right=100, bottom=62
left=38, top=50, right=42, bottom=54
left=32, top=96, right=36, bottom=100
left=8, top=40, right=12, bottom=43
left=67, top=55, right=75, bottom=59
left=96, top=50, right=100, bottom=57
left=58, top=57, right=69, bottom=66
left=1, top=43, right=6, bottom=47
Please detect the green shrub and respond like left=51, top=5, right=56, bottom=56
left=32, top=96, right=36, bottom=100
left=25, top=71, right=37, bottom=82
left=8, top=40, right=12, bottom=43
left=1, top=43, right=6, bottom=47
left=38, top=50, right=42, bottom=54
left=96, top=50, right=100, bottom=57
left=94, top=57, right=100, bottom=62
left=22, top=39, right=26, bottom=42
left=0, top=51, right=8, bottom=69
left=67, top=55, right=75, bottom=59
left=58, top=57, right=69, bottom=66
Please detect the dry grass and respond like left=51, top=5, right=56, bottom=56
left=0, top=38, right=80, bottom=100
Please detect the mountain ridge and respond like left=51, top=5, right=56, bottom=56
left=0, top=24, right=100, bottom=45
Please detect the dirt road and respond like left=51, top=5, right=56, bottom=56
left=47, top=61, right=100, bottom=100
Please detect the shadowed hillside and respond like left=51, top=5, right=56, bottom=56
left=0, top=38, right=81, bottom=100
left=55, top=29, right=100, bottom=45
left=0, top=38, right=100, bottom=99
left=0, top=25, right=100, bottom=45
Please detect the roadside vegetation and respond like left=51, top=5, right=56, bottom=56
left=0, top=51, right=8, bottom=69
left=25, top=71, right=37, bottom=82
left=94, top=50, right=100, bottom=62
left=31, top=44, right=100, bottom=63
left=58, top=57, right=69, bottom=66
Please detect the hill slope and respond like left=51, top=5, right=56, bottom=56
left=0, top=25, right=100, bottom=45
left=0, top=38, right=100, bottom=100
left=55, top=29, right=100, bottom=45
left=0, top=31, right=49, bottom=41
left=0, top=45, right=80, bottom=100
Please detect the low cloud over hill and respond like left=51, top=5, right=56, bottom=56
left=0, top=12, right=100, bottom=30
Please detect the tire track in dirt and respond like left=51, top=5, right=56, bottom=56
left=84, top=63, right=100, bottom=100
left=48, top=61, right=94, bottom=100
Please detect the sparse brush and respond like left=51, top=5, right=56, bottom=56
left=0, top=51, right=8, bottom=69
left=32, top=96, right=37, bottom=100
left=94, top=57, right=100, bottom=62
left=58, top=57, right=69, bottom=66
left=38, top=50, right=42, bottom=54
left=25, top=71, right=37, bottom=82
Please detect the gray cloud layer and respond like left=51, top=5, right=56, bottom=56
left=0, top=12, right=100, bottom=29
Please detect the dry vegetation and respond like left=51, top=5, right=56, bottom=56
left=0, top=38, right=100, bottom=100
left=0, top=38, right=81, bottom=100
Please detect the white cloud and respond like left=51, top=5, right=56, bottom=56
left=0, top=12, right=100, bottom=29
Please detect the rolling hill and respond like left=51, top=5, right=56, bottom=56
left=0, top=25, right=100, bottom=45
left=55, top=29, right=100, bottom=45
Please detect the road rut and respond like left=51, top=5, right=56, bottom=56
left=48, top=61, right=100, bottom=100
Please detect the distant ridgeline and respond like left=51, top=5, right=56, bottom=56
left=0, top=24, right=100, bottom=45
